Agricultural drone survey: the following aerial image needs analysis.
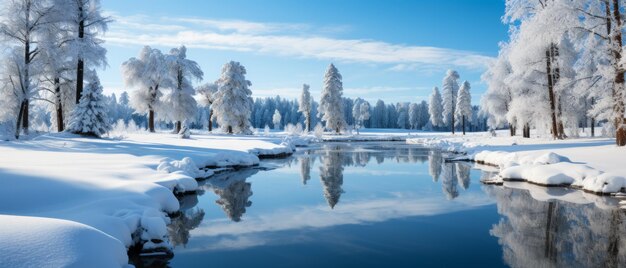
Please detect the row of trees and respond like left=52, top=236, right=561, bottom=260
left=0, top=0, right=109, bottom=138
left=481, top=0, right=626, bottom=146
left=428, top=70, right=474, bottom=135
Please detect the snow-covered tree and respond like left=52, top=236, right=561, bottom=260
left=272, top=109, right=282, bottom=130
left=442, top=70, right=460, bottom=134
left=67, top=73, right=110, bottom=137
left=213, top=61, right=253, bottom=134
left=123, top=46, right=172, bottom=132
left=53, top=0, right=109, bottom=105
left=481, top=43, right=515, bottom=135
left=429, top=87, right=444, bottom=128
left=455, top=81, right=472, bottom=135
left=396, top=102, right=409, bottom=129
left=298, top=84, right=313, bottom=132
left=196, top=82, right=218, bottom=131
left=319, top=64, right=346, bottom=133
left=353, top=100, right=370, bottom=134
left=162, top=46, right=203, bottom=134
left=0, top=0, right=56, bottom=138
left=408, top=103, right=419, bottom=130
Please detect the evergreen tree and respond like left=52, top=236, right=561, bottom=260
left=67, top=74, right=110, bottom=137
left=429, top=87, right=444, bottom=128
left=298, top=84, right=313, bottom=132
left=272, top=109, right=282, bottom=130
left=213, top=61, right=253, bottom=134
left=442, top=70, right=460, bottom=134
left=455, top=81, right=472, bottom=135
left=319, top=64, right=346, bottom=133
left=162, top=46, right=203, bottom=134
left=196, top=83, right=218, bottom=131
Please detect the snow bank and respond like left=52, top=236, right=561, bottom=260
left=409, top=132, right=626, bottom=195
left=0, top=215, right=130, bottom=268
left=0, top=131, right=294, bottom=266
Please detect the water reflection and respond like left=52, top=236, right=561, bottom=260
left=485, top=185, right=626, bottom=268
left=319, top=146, right=345, bottom=209
left=201, top=169, right=257, bottom=222
left=157, top=142, right=626, bottom=268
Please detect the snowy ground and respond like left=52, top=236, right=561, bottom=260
left=407, top=130, right=626, bottom=195
left=0, top=131, right=298, bottom=267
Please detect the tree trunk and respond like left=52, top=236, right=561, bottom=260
left=523, top=123, right=530, bottom=138
left=451, top=114, right=455, bottom=135
left=175, top=121, right=181, bottom=134
left=228, top=125, right=233, bottom=134
left=148, top=110, right=155, bottom=132
left=55, top=77, right=64, bottom=132
left=610, top=0, right=626, bottom=146
left=14, top=100, right=26, bottom=139
left=546, top=47, right=560, bottom=140
left=208, top=109, right=213, bottom=132
left=462, top=115, right=466, bottom=135
left=509, top=125, right=516, bottom=136
left=591, top=117, right=595, bottom=137
left=306, top=111, right=311, bottom=132
left=75, top=6, right=85, bottom=104
left=22, top=99, right=29, bottom=135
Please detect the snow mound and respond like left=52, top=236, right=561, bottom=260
left=580, top=173, right=626, bottom=194
left=0, top=215, right=130, bottom=268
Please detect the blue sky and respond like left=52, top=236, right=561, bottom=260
left=101, top=0, right=508, bottom=104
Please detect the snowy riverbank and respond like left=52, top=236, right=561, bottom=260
left=407, top=131, right=626, bottom=195
left=0, top=131, right=300, bottom=267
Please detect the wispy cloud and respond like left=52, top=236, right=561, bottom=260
left=104, top=13, right=494, bottom=70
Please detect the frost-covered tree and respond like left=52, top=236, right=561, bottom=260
left=371, top=100, right=386, bottom=128
left=481, top=43, right=515, bottom=135
left=162, top=46, right=203, bottom=133
left=298, top=84, right=313, bottom=132
left=213, top=61, right=253, bottom=134
left=428, top=87, right=443, bottom=128
left=272, top=109, right=282, bottom=130
left=53, top=0, right=109, bottom=105
left=353, top=100, right=370, bottom=134
left=67, top=73, right=110, bottom=137
left=0, top=0, right=56, bottom=138
left=396, top=102, right=409, bottom=129
left=455, top=81, right=472, bottom=135
left=123, top=46, right=172, bottom=132
left=442, top=70, right=460, bottom=134
left=408, top=103, right=419, bottom=130
left=319, top=64, right=346, bottom=133
left=196, top=82, right=218, bottom=131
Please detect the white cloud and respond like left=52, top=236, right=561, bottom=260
left=104, top=13, right=494, bottom=70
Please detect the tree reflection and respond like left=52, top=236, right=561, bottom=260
left=441, top=163, right=459, bottom=200
left=168, top=207, right=205, bottom=247
left=300, top=154, right=311, bottom=185
left=485, top=186, right=626, bottom=267
left=204, top=169, right=257, bottom=222
left=319, top=146, right=345, bottom=209
left=428, top=150, right=443, bottom=182
left=455, top=162, right=471, bottom=190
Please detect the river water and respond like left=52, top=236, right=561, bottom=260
left=140, top=142, right=626, bottom=267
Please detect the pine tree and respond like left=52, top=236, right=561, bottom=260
left=213, top=61, right=253, bottom=134
left=429, top=87, right=444, bottom=128
left=67, top=73, right=110, bottom=137
left=455, top=81, right=472, bottom=135
left=298, top=84, right=312, bottom=132
left=442, top=70, right=460, bottom=134
left=319, top=64, right=346, bottom=133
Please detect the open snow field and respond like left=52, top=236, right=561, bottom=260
left=0, top=131, right=296, bottom=267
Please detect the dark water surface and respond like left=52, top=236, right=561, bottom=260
left=147, top=142, right=625, bottom=268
